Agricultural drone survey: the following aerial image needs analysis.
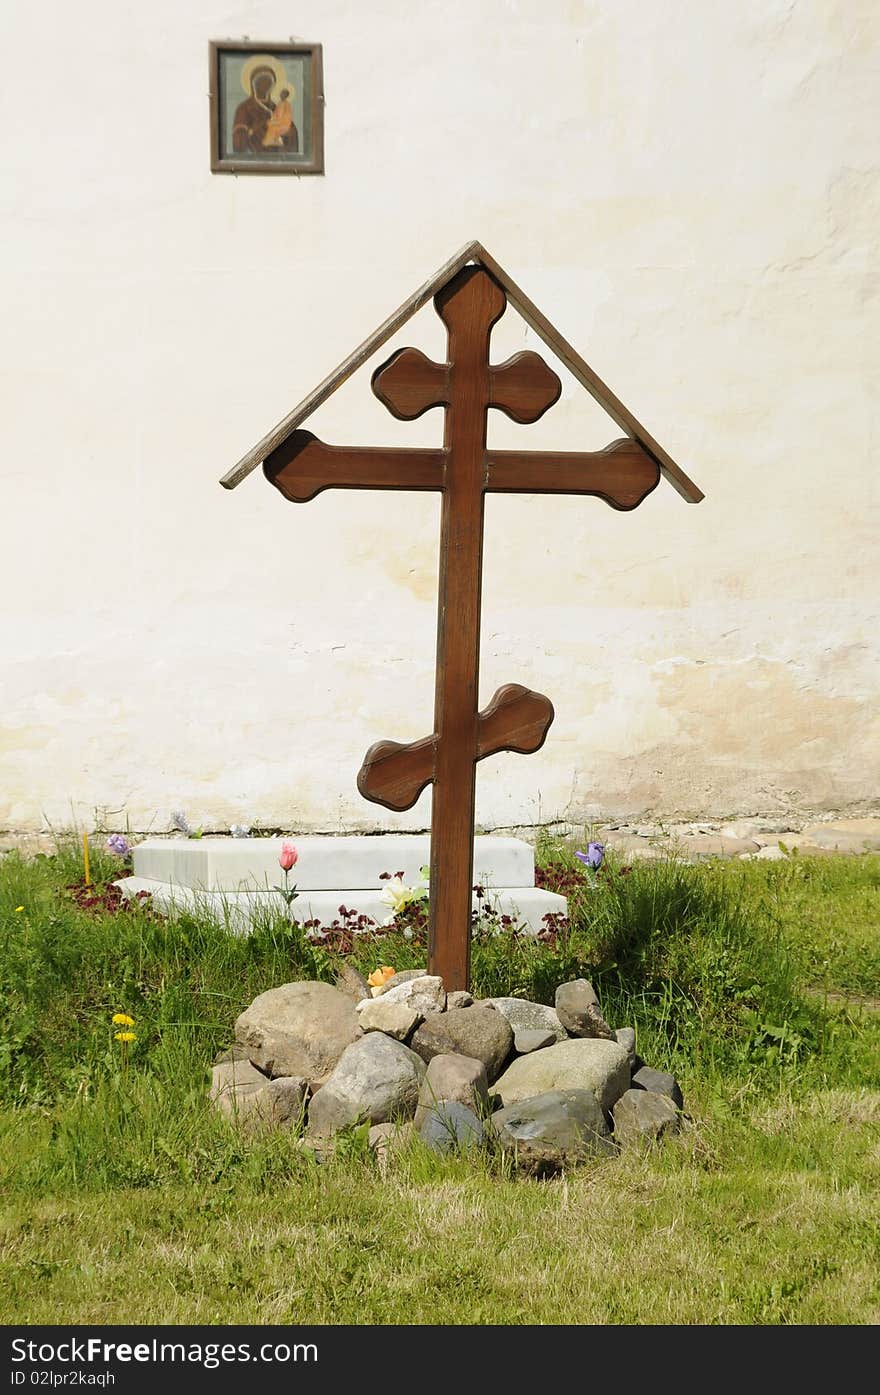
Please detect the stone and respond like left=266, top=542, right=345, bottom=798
left=490, top=1090, right=616, bottom=1174
left=253, top=1075, right=308, bottom=1127
left=212, top=1044, right=253, bottom=1066
left=355, top=997, right=421, bottom=1040
left=418, top=1102, right=486, bottom=1155
left=446, top=990, right=474, bottom=1009
left=116, top=875, right=567, bottom=937
left=209, top=1060, right=308, bottom=1128
left=294, top=1136, right=331, bottom=1164
left=209, top=1057, right=269, bottom=1119
left=410, top=1006, right=514, bottom=1083
left=132, top=833, right=536, bottom=893
left=674, top=833, right=761, bottom=859
left=555, top=980, right=615, bottom=1040
left=414, top=1053, right=490, bottom=1128
left=307, top=1033, right=425, bottom=1136
left=335, top=962, right=371, bottom=1005
left=368, top=1121, right=415, bottom=1171
left=799, top=820, right=880, bottom=854
left=494, top=1037, right=631, bottom=1113
left=632, top=1066, right=683, bottom=1109
left=374, top=975, right=447, bottom=1015
left=750, top=844, right=789, bottom=861
left=514, top=1029, right=557, bottom=1054
left=615, top=1027, right=637, bottom=1070
left=483, top=997, right=566, bottom=1041
left=235, top=981, right=362, bottom=1087
left=613, top=1088, right=681, bottom=1146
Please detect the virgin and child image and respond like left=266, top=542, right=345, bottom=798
left=231, top=55, right=301, bottom=155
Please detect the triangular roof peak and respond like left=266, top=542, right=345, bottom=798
left=219, top=240, right=703, bottom=502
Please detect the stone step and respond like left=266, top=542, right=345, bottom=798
left=115, top=877, right=567, bottom=937
left=131, top=834, right=536, bottom=891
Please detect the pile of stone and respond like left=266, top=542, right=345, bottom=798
left=210, top=966, right=684, bottom=1174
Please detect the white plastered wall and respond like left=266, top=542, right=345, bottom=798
left=1, top=0, right=878, bottom=834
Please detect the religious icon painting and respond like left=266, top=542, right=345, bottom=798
left=209, top=41, right=324, bottom=174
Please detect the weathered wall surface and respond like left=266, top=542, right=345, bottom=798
left=2, top=1, right=878, bottom=834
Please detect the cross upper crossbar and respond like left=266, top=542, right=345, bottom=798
left=263, top=265, right=664, bottom=989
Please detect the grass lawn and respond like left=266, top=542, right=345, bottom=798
left=1, top=837, right=878, bottom=1324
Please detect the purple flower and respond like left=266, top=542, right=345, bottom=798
left=575, top=841, right=605, bottom=870
left=106, top=834, right=131, bottom=857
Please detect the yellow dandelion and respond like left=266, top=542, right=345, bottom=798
left=112, top=1013, right=135, bottom=1027
left=114, top=1031, right=136, bottom=1043
left=14, top=906, right=24, bottom=913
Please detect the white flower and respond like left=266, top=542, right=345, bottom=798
left=379, top=875, right=427, bottom=918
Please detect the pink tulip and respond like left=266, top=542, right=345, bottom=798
left=279, top=841, right=298, bottom=871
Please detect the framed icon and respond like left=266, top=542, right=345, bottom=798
left=210, top=41, right=324, bottom=174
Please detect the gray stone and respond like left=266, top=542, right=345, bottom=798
left=615, top=1027, right=637, bottom=1069
left=355, top=997, right=421, bottom=1041
left=209, top=1057, right=269, bottom=1119
left=490, top=1089, right=616, bottom=1174
left=257, top=1075, right=308, bottom=1127
left=414, top=1053, right=490, bottom=1128
left=613, top=1088, right=681, bottom=1146
left=307, top=1033, right=425, bottom=1136
left=675, top=833, right=761, bottom=859
left=483, top=997, right=566, bottom=1042
left=235, top=981, right=362, bottom=1088
left=294, top=1136, right=330, bottom=1165
left=632, top=1066, right=683, bottom=1109
left=210, top=1060, right=307, bottom=1128
left=374, top=975, right=446, bottom=1015
left=555, top=980, right=615, bottom=1040
left=446, top=990, right=474, bottom=1009
left=799, top=820, right=880, bottom=854
left=375, top=968, right=431, bottom=996
left=514, top=1028, right=557, bottom=1054
left=494, top=1037, right=631, bottom=1113
left=418, top=1102, right=486, bottom=1155
left=368, top=1121, right=415, bottom=1171
left=212, top=1044, right=253, bottom=1066
left=410, top=1006, right=513, bottom=1083
left=335, top=962, right=372, bottom=1005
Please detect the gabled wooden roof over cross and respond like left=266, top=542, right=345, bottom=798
left=222, top=241, right=703, bottom=990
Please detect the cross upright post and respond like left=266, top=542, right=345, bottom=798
left=262, top=265, right=668, bottom=989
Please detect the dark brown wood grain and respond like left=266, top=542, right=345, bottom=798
left=264, top=430, right=445, bottom=501
left=487, top=439, right=660, bottom=509
left=356, top=685, right=554, bottom=813
left=475, top=684, right=554, bottom=761
left=357, top=735, right=437, bottom=812
left=371, top=348, right=450, bottom=420
left=489, top=352, right=561, bottom=423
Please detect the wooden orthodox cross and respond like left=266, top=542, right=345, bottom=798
left=221, top=244, right=703, bottom=991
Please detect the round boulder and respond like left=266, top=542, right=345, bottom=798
left=493, top=1037, right=630, bottom=1113
left=612, top=1088, right=681, bottom=1146
left=234, top=981, right=362, bottom=1088
left=307, top=1033, right=425, bottom=1136
left=490, top=1089, right=616, bottom=1174
left=409, top=1006, right=513, bottom=1083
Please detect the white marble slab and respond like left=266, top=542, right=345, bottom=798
left=132, top=834, right=536, bottom=891
left=115, top=876, right=567, bottom=937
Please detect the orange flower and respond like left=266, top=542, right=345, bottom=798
left=367, top=965, right=396, bottom=989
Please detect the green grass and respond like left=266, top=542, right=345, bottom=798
left=0, top=837, right=878, bottom=1323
